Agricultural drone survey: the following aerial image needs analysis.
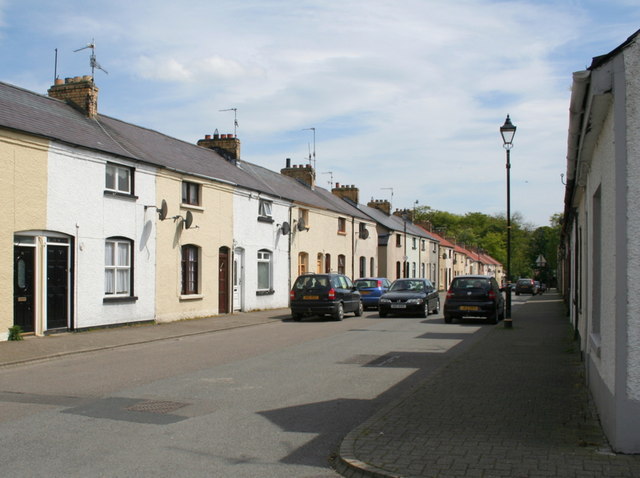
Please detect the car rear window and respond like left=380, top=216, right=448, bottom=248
left=355, top=280, right=377, bottom=289
left=294, top=276, right=329, bottom=289
left=451, top=278, right=489, bottom=289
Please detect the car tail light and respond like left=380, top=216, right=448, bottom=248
left=377, top=280, right=382, bottom=288
left=290, top=290, right=295, bottom=300
left=328, top=288, right=336, bottom=300
left=446, top=289, right=454, bottom=299
left=488, top=289, right=496, bottom=300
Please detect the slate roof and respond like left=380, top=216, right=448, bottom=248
left=0, top=80, right=369, bottom=221
left=355, top=202, right=439, bottom=242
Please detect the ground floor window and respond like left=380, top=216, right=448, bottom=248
left=181, top=244, right=199, bottom=295
left=105, top=238, right=132, bottom=296
left=257, top=249, right=272, bottom=291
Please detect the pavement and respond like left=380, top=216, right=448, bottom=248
left=2, top=292, right=640, bottom=477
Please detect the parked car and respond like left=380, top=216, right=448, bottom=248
left=515, top=278, right=538, bottom=295
left=378, top=278, right=439, bottom=318
left=354, top=277, right=391, bottom=309
left=289, top=273, right=363, bottom=321
left=443, top=274, right=505, bottom=324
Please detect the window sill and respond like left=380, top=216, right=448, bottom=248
left=258, top=216, right=274, bottom=223
left=104, top=191, right=138, bottom=200
left=180, top=294, right=203, bottom=301
left=103, top=295, right=138, bottom=304
left=256, top=289, right=275, bottom=296
left=181, top=203, right=204, bottom=211
left=337, top=231, right=347, bottom=236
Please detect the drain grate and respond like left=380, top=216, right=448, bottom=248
left=126, top=400, right=187, bottom=415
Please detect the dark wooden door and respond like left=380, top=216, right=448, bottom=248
left=46, top=245, right=68, bottom=330
left=14, top=247, right=35, bottom=333
left=218, top=247, right=229, bottom=314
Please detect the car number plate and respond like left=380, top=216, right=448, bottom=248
left=391, top=304, right=406, bottom=309
left=460, top=306, right=479, bottom=311
left=303, top=295, right=319, bottom=300
left=360, top=291, right=370, bottom=295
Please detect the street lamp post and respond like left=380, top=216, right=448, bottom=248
left=500, top=115, right=516, bottom=328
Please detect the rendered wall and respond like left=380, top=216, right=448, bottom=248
left=155, top=171, right=234, bottom=322
left=232, top=190, right=290, bottom=311
left=47, top=143, right=156, bottom=328
left=0, top=130, right=48, bottom=340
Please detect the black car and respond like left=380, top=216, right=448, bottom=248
left=378, top=278, right=440, bottom=318
left=443, top=275, right=504, bottom=324
left=289, top=273, right=363, bottom=321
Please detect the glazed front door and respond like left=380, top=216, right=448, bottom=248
left=219, top=247, right=229, bottom=314
left=14, top=247, right=35, bottom=333
left=46, top=244, right=68, bottom=330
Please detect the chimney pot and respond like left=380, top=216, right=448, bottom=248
left=336, top=182, right=340, bottom=188
left=205, top=134, right=211, bottom=140
left=286, top=158, right=291, bottom=168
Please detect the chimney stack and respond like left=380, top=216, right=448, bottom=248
left=198, top=131, right=241, bottom=162
left=367, top=199, right=391, bottom=215
left=332, top=183, right=359, bottom=204
left=281, top=160, right=316, bottom=188
left=48, top=76, right=98, bottom=118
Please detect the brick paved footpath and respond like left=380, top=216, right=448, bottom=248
left=336, top=292, right=640, bottom=478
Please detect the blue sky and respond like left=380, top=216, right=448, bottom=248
left=2, top=0, right=639, bottom=227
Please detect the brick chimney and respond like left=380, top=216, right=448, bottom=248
left=393, top=208, right=414, bottom=221
left=332, top=183, right=359, bottom=204
left=367, top=199, right=391, bottom=215
left=281, top=158, right=315, bottom=188
left=198, top=131, right=241, bottom=162
left=48, top=76, right=98, bottom=118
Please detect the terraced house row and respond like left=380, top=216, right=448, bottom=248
left=0, top=76, right=502, bottom=340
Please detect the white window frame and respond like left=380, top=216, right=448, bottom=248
left=105, top=163, right=132, bottom=194
left=259, top=199, right=273, bottom=218
left=257, top=249, right=272, bottom=291
left=105, top=238, right=132, bottom=296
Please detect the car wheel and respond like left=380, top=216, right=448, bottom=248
left=487, top=307, right=499, bottom=324
left=444, top=314, right=452, bottom=324
left=354, top=301, right=363, bottom=317
left=432, top=298, right=440, bottom=315
left=421, top=302, right=429, bottom=318
left=333, top=303, right=344, bottom=321
left=379, top=310, right=387, bottom=318
left=292, top=313, right=303, bottom=322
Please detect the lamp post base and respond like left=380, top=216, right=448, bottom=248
left=503, top=318, right=513, bottom=329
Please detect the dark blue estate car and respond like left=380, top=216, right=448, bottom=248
left=354, top=277, right=391, bottom=309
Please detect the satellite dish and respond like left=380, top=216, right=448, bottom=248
left=184, top=210, right=193, bottom=229
left=360, top=228, right=369, bottom=240
left=297, top=218, right=306, bottom=231
left=158, top=199, right=168, bottom=221
left=281, top=221, right=291, bottom=235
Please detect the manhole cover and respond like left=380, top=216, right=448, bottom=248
left=126, top=400, right=187, bottom=415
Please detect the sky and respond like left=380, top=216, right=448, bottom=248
left=1, top=1, right=639, bottom=228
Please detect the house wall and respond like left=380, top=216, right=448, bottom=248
left=290, top=207, right=354, bottom=279
left=232, top=190, right=290, bottom=311
left=353, top=219, right=379, bottom=278
left=47, top=143, right=157, bottom=329
left=155, top=171, right=234, bottom=322
left=0, top=130, right=49, bottom=340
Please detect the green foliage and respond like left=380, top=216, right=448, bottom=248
left=8, top=325, right=24, bottom=341
left=416, top=206, right=562, bottom=284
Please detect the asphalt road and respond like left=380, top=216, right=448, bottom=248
left=0, top=302, right=515, bottom=477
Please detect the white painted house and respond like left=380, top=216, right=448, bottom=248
left=562, top=28, right=640, bottom=453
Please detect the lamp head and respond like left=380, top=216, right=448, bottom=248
left=500, top=114, right=516, bottom=148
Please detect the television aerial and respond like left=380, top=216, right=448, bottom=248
left=73, top=39, right=108, bottom=78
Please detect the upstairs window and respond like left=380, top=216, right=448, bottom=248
left=258, top=199, right=273, bottom=222
left=105, top=163, right=133, bottom=195
left=396, top=234, right=402, bottom=247
left=105, top=238, right=132, bottom=296
left=182, top=181, right=201, bottom=206
left=338, top=217, right=346, bottom=234
left=412, top=238, right=417, bottom=250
